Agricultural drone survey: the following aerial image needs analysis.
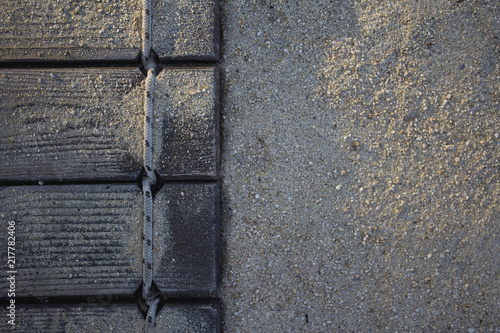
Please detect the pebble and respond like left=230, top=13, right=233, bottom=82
left=221, top=1, right=499, bottom=332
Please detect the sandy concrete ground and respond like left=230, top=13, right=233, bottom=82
left=219, top=0, right=499, bottom=331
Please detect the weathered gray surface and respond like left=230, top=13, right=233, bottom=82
left=221, top=0, right=499, bottom=331
left=152, top=0, right=219, bottom=61
left=156, top=302, right=220, bottom=333
left=0, top=302, right=219, bottom=332
left=0, top=68, right=144, bottom=182
left=153, top=183, right=219, bottom=295
left=153, top=68, right=219, bottom=179
left=0, top=184, right=142, bottom=297
left=0, top=0, right=141, bottom=61
left=0, top=303, right=145, bottom=333
left=0, top=0, right=219, bottom=62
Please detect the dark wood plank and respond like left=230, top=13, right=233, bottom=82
left=0, top=184, right=142, bottom=297
left=0, top=302, right=219, bottom=332
left=153, top=68, right=219, bottom=179
left=153, top=183, right=220, bottom=295
left=152, top=0, right=220, bottom=61
left=0, top=0, right=141, bottom=61
left=0, top=0, right=218, bottom=62
left=0, top=303, right=144, bottom=333
left=156, top=301, right=220, bottom=333
left=0, top=68, right=144, bottom=182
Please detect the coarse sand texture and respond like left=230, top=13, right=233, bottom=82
left=220, top=0, right=499, bottom=331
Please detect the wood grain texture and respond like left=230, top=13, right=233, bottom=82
left=156, top=301, right=220, bottom=333
left=0, top=184, right=143, bottom=297
left=0, top=303, right=145, bottom=333
left=0, top=0, right=219, bottom=62
left=152, top=0, right=219, bottom=61
left=0, top=68, right=144, bottom=182
left=153, top=183, right=220, bottom=295
left=0, top=0, right=141, bottom=61
left=0, top=302, right=219, bottom=332
left=153, top=68, right=219, bottom=179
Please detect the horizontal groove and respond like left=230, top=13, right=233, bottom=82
left=0, top=178, right=141, bottom=187
left=24, top=213, right=128, bottom=219
left=5, top=261, right=137, bottom=270
left=7, top=280, right=138, bottom=289
left=0, top=296, right=219, bottom=307
left=0, top=59, right=141, bottom=69
left=10, top=274, right=138, bottom=282
left=0, top=177, right=218, bottom=187
left=0, top=296, right=138, bottom=306
left=0, top=58, right=218, bottom=71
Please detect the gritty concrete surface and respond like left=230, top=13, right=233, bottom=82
left=220, top=0, right=499, bottom=331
